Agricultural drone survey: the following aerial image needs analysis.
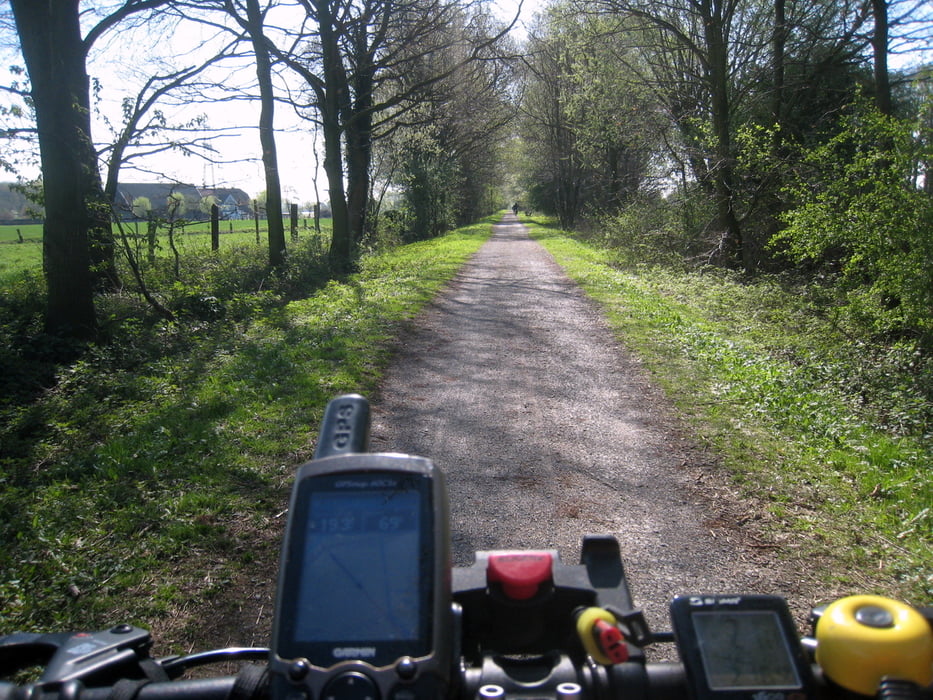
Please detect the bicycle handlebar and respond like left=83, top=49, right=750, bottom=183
left=2, top=395, right=931, bottom=700
left=0, top=677, right=237, bottom=700
left=2, top=593, right=929, bottom=700
left=0, top=658, right=700, bottom=700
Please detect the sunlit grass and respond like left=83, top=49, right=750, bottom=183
left=0, top=218, right=492, bottom=642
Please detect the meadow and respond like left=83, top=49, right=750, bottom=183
left=0, top=219, right=332, bottom=282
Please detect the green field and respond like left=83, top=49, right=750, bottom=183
left=0, top=220, right=332, bottom=281
left=0, top=223, right=43, bottom=242
left=0, top=241, right=41, bottom=279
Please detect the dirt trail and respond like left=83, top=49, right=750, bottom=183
left=370, top=214, right=813, bottom=635
left=182, top=213, right=816, bottom=655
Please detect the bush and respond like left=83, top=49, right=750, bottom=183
left=591, top=191, right=716, bottom=267
left=774, top=102, right=933, bottom=346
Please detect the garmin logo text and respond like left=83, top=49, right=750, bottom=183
left=335, top=480, right=398, bottom=489
left=332, top=647, right=377, bottom=659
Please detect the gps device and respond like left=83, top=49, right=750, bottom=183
left=270, top=452, right=453, bottom=700
left=670, top=595, right=815, bottom=700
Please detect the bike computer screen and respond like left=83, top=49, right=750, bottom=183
left=671, top=595, right=815, bottom=700
left=273, top=455, right=444, bottom=669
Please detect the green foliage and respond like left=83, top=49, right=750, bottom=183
left=166, top=192, right=185, bottom=218
left=378, top=66, right=508, bottom=244
left=773, top=103, right=933, bottom=344
left=589, top=191, right=716, bottom=266
left=558, top=14, right=655, bottom=210
left=398, top=129, right=459, bottom=241
left=0, top=270, right=51, bottom=407
left=199, top=195, right=219, bottom=215
left=131, top=197, right=151, bottom=219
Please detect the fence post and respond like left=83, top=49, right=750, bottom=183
left=147, top=214, right=157, bottom=264
left=290, top=203, right=299, bottom=242
left=254, top=200, right=260, bottom=245
left=211, top=204, right=220, bottom=251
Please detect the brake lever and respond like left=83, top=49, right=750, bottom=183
left=0, top=626, right=154, bottom=685
left=159, top=648, right=269, bottom=677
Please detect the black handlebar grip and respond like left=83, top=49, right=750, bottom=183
left=313, top=394, right=371, bottom=459
left=0, top=679, right=237, bottom=700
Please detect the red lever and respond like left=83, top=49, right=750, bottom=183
left=487, top=552, right=553, bottom=600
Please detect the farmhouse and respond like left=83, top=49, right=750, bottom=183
left=113, top=183, right=253, bottom=220
left=198, top=188, right=254, bottom=219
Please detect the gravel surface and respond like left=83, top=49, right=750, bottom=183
left=370, top=214, right=815, bottom=639
left=176, top=214, right=819, bottom=656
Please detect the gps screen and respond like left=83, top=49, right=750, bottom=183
left=275, top=473, right=434, bottom=667
left=296, top=488, right=422, bottom=643
left=693, top=611, right=802, bottom=690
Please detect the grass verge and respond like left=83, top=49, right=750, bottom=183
left=0, top=219, right=491, bottom=644
left=526, top=221, right=931, bottom=605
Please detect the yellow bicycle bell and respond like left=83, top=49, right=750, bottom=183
left=815, top=594, right=933, bottom=696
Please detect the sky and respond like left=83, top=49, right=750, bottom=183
left=7, top=0, right=924, bottom=205
left=85, top=0, right=546, bottom=206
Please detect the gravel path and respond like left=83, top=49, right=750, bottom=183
left=370, top=214, right=812, bottom=637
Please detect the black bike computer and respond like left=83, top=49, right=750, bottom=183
left=670, top=595, right=815, bottom=700
left=270, top=453, right=452, bottom=700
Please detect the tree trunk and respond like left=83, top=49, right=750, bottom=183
left=871, top=0, right=892, bottom=116
left=246, top=0, right=286, bottom=268
left=345, top=118, right=372, bottom=247
left=345, top=127, right=370, bottom=247
left=316, top=0, right=353, bottom=269
left=703, top=1, right=745, bottom=269
left=772, top=0, right=786, bottom=140
left=11, top=0, right=98, bottom=338
left=345, top=27, right=375, bottom=245
left=323, top=100, right=351, bottom=267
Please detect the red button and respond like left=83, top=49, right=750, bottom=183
left=487, top=552, right=553, bottom=600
